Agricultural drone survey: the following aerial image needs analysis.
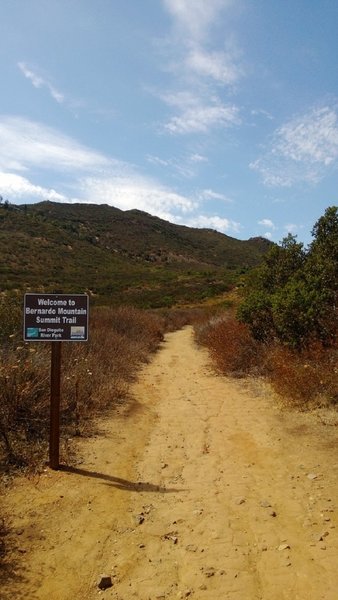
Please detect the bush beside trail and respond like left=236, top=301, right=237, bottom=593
left=195, top=313, right=338, bottom=408
left=195, top=314, right=263, bottom=377
left=0, top=296, right=220, bottom=473
left=238, top=207, right=338, bottom=349
left=195, top=207, right=338, bottom=409
left=0, top=302, right=166, bottom=472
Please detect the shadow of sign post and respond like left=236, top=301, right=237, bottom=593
left=24, top=293, right=89, bottom=469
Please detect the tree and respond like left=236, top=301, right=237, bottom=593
left=239, top=207, right=338, bottom=348
left=308, top=206, right=338, bottom=294
left=238, top=234, right=306, bottom=345
left=305, top=206, right=338, bottom=343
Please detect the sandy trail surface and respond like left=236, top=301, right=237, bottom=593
left=2, top=326, right=338, bottom=600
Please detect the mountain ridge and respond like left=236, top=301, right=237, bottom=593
left=0, top=201, right=272, bottom=307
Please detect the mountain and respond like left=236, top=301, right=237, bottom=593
left=0, top=201, right=272, bottom=308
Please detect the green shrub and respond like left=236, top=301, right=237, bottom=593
left=238, top=207, right=338, bottom=348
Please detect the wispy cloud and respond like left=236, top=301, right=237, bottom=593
left=18, top=62, right=65, bottom=104
left=158, top=1, right=243, bottom=136
left=251, top=108, right=274, bottom=121
left=147, top=150, right=209, bottom=179
left=147, top=154, right=195, bottom=178
left=161, top=91, right=240, bottom=134
left=257, top=218, right=276, bottom=240
left=0, top=116, right=113, bottom=172
left=200, top=189, right=232, bottom=203
left=0, top=116, right=241, bottom=235
left=163, top=0, right=234, bottom=43
left=284, top=223, right=299, bottom=235
left=18, top=61, right=117, bottom=120
left=78, top=175, right=197, bottom=217
left=185, top=47, right=242, bottom=86
left=190, top=153, right=208, bottom=163
left=0, top=172, right=70, bottom=202
left=277, top=107, right=338, bottom=165
left=263, top=231, right=273, bottom=240
left=165, top=103, right=240, bottom=134
left=187, top=214, right=240, bottom=233
left=251, top=105, right=338, bottom=186
left=258, top=218, right=276, bottom=229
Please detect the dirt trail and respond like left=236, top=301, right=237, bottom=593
left=3, top=326, right=338, bottom=599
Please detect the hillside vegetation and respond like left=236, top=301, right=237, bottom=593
left=0, top=200, right=271, bottom=307
left=0, top=304, right=168, bottom=470
left=0, top=199, right=271, bottom=471
left=196, top=206, right=338, bottom=408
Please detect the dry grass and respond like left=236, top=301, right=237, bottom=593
left=195, top=313, right=338, bottom=408
left=161, top=306, right=214, bottom=332
left=0, top=304, right=168, bottom=573
left=265, top=342, right=338, bottom=408
left=195, top=313, right=263, bottom=377
left=0, top=301, right=213, bottom=472
left=0, top=517, right=7, bottom=563
left=0, top=305, right=165, bottom=472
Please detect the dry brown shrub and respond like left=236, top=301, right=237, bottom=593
left=266, top=341, right=338, bottom=408
left=195, top=311, right=338, bottom=408
left=0, top=305, right=165, bottom=470
left=0, top=517, right=6, bottom=563
left=161, top=307, right=211, bottom=332
left=0, top=347, right=50, bottom=467
left=196, top=315, right=263, bottom=377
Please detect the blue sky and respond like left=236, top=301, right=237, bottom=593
left=1, top=0, right=338, bottom=245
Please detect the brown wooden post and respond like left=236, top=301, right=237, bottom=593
left=50, top=341, right=62, bottom=469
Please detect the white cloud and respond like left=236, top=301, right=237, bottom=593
left=187, top=214, right=240, bottom=233
left=186, top=47, right=241, bottom=86
left=146, top=155, right=171, bottom=168
left=162, top=0, right=232, bottom=42
left=146, top=154, right=196, bottom=178
left=18, top=62, right=65, bottom=104
left=200, top=189, right=232, bottom=203
left=277, top=107, right=338, bottom=165
left=18, top=62, right=117, bottom=119
left=190, top=153, right=208, bottom=163
left=164, top=101, right=240, bottom=134
left=160, top=91, right=198, bottom=109
left=0, top=169, right=201, bottom=228
left=251, top=109, right=274, bottom=121
left=18, top=62, right=44, bottom=88
left=0, top=172, right=70, bottom=202
left=284, top=223, right=298, bottom=235
left=0, top=116, right=113, bottom=172
left=159, top=1, right=243, bottom=138
left=73, top=179, right=241, bottom=234
left=251, top=105, right=338, bottom=187
left=160, top=91, right=240, bottom=135
left=78, top=175, right=197, bottom=216
left=0, top=115, right=241, bottom=237
left=258, top=218, right=276, bottom=230
left=146, top=150, right=209, bottom=178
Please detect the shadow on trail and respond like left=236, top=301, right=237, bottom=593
left=0, top=524, right=35, bottom=600
left=60, top=465, right=186, bottom=493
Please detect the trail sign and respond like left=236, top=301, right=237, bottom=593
left=23, top=293, right=89, bottom=469
left=24, top=293, right=89, bottom=342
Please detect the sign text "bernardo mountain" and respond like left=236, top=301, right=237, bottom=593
left=24, top=294, right=89, bottom=341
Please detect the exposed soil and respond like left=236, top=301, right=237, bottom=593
left=2, top=326, right=338, bottom=599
